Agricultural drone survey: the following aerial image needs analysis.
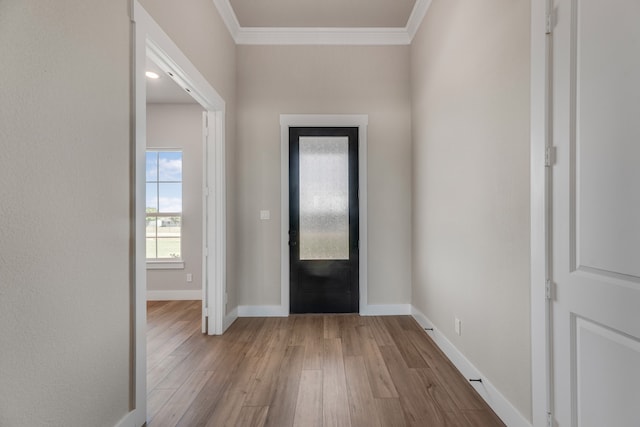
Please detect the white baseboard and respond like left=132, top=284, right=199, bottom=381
left=411, top=306, right=532, bottom=427
left=236, top=304, right=412, bottom=317
left=114, top=410, right=140, bottom=427
left=147, top=289, right=202, bottom=301
left=238, top=305, right=288, bottom=317
left=223, top=307, right=238, bottom=332
left=360, top=304, right=412, bottom=316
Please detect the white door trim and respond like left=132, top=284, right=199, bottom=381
left=203, top=108, right=227, bottom=336
left=530, top=0, right=551, bottom=426
left=133, top=2, right=227, bottom=424
left=280, top=114, right=368, bottom=315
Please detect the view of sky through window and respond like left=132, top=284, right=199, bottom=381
left=146, top=151, right=182, bottom=213
left=146, top=150, right=183, bottom=259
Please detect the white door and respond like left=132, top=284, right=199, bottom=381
left=550, top=0, right=640, bottom=426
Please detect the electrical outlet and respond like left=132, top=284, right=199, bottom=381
left=455, top=317, right=461, bottom=336
left=260, top=210, right=270, bottom=220
left=186, top=273, right=193, bottom=283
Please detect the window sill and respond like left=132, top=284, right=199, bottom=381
left=146, top=261, right=185, bottom=270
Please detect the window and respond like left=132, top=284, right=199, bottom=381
left=146, top=150, right=182, bottom=261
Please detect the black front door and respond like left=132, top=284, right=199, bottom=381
left=289, top=127, right=359, bottom=314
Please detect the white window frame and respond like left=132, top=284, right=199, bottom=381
left=145, top=148, right=185, bottom=269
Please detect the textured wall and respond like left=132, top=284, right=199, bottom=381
left=410, top=0, right=532, bottom=420
left=0, top=1, right=132, bottom=425
left=140, top=0, right=238, bottom=314
left=236, top=45, right=412, bottom=308
left=146, top=104, right=205, bottom=294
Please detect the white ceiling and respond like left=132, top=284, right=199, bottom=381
left=229, top=0, right=417, bottom=28
left=146, top=58, right=197, bottom=105
left=214, top=0, right=432, bottom=45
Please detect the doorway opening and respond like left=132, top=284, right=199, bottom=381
left=145, top=56, right=203, bottom=296
left=133, top=2, right=227, bottom=423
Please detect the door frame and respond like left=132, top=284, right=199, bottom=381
left=530, top=0, right=552, bottom=426
left=280, top=115, right=368, bottom=315
left=132, top=2, right=226, bottom=424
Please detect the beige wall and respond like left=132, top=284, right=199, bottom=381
left=410, top=0, right=532, bottom=420
left=0, top=1, right=131, bottom=425
left=0, top=1, right=238, bottom=423
left=0, top=1, right=536, bottom=423
left=140, top=0, right=239, bottom=313
left=236, top=45, right=413, bottom=307
left=147, top=104, right=204, bottom=294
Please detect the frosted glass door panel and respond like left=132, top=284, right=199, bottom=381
left=299, top=137, right=349, bottom=260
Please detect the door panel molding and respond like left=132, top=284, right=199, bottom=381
left=575, top=316, right=640, bottom=426
left=280, top=115, right=368, bottom=315
left=572, top=0, right=640, bottom=279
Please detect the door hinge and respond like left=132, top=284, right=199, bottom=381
left=204, top=247, right=209, bottom=257
left=547, top=411, right=553, bottom=427
left=545, top=279, right=554, bottom=300
left=204, top=187, right=210, bottom=197
left=204, top=307, right=209, bottom=317
left=545, top=146, right=556, bottom=167
left=545, top=12, right=554, bottom=35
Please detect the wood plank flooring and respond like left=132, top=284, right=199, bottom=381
left=147, top=301, right=505, bottom=427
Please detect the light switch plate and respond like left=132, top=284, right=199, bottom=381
left=260, top=210, right=270, bottom=220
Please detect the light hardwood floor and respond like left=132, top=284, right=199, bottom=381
left=146, top=300, right=505, bottom=427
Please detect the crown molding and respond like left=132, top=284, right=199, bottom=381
left=406, top=0, right=432, bottom=40
left=212, top=0, right=240, bottom=40
left=212, top=0, right=431, bottom=45
left=235, top=27, right=411, bottom=45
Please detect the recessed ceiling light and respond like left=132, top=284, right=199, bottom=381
left=145, top=71, right=160, bottom=79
